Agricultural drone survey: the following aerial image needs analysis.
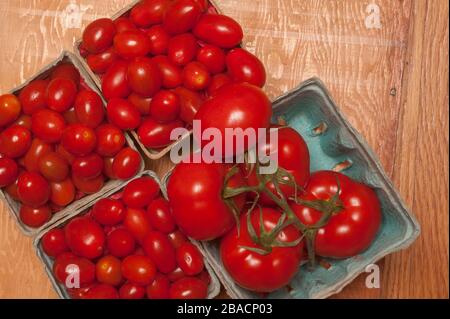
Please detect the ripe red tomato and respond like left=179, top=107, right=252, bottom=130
left=183, top=61, right=211, bottom=91
left=23, top=138, right=53, bottom=172
left=45, top=78, right=77, bottom=113
left=142, top=231, right=177, bottom=274
left=92, top=198, right=125, bottom=226
left=147, top=25, right=170, bottom=55
left=96, top=255, right=123, bottom=286
left=77, top=284, right=119, bottom=299
left=0, top=125, right=31, bottom=158
left=137, top=118, right=183, bottom=149
left=41, top=228, right=69, bottom=257
left=72, top=173, right=105, bottom=194
left=221, top=207, right=303, bottom=292
left=103, top=157, right=116, bottom=179
left=17, top=172, right=50, bottom=207
left=19, top=204, right=51, bottom=227
left=127, top=57, right=162, bottom=97
left=130, top=0, right=170, bottom=27
left=65, top=216, right=105, bottom=259
left=106, top=98, right=141, bottom=130
left=112, top=147, right=141, bottom=180
left=74, top=90, right=105, bottom=128
left=290, top=171, right=382, bottom=258
left=72, top=153, right=103, bottom=180
left=61, top=124, right=97, bottom=156
left=50, top=63, right=81, bottom=87
left=226, top=48, right=266, bottom=87
left=95, top=124, right=126, bottom=157
left=0, top=94, right=21, bottom=127
left=167, top=230, right=188, bottom=249
left=101, top=61, right=132, bottom=100
left=192, top=0, right=208, bottom=11
left=121, top=255, right=157, bottom=285
left=0, top=157, right=19, bottom=187
left=18, top=80, right=48, bottom=115
left=31, top=109, right=66, bottom=143
left=146, top=198, right=176, bottom=233
left=127, top=93, right=151, bottom=115
left=50, top=178, right=76, bottom=207
left=167, top=33, right=198, bottom=66
left=149, top=90, right=180, bottom=123
left=176, top=242, right=204, bottom=276
left=82, top=18, right=116, bottom=54
left=123, top=207, right=152, bottom=243
left=14, top=114, right=32, bottom=129
left=152, top=55, right=183, bottom=89
left=146, top=274, right=170, bottom=299
left=167, top=267, right=185, bottom=282
left=163, top=0, right=202, bottom=34
left=207, top=73, right=232, bottom=96
left=122, top=176, right=160, bottom=208
left=86, top=47, right=118, bottom=74
left=114, top=17, right=137, bottom=33
left=53, top=252, right=96, bottom=285
left=174, top=87, right=204, bottom=124
left=107, top=227, right=136, bottom=258
left=38, top=152, right=69, bottom=182
left=196, top=45, right=226, bottom=74
left=114, top=29, right=151, bottom=59
left=3, top=171, right=21, bottom=200
left=56, top=144, right=75, bottom=165
left=193, top=14, right=243, bottom=48
left=168, top=162, right=246, bottom=240
left=119, top=282, right=145, bottom=299
left=169, top=277, right=207, bottom=299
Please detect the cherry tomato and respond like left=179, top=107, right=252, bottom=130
left=167, top=267, right=185, bottom=282
left=122, top=176, right=160, bottom=208
left=95, top=124, right=126, bottom=157
left=106, top=98, right=141, bottom=130
left=82, top=18, right=116, bottom=54
left=86, top=47, right=118, bottom=74
left=56, top=144, right=75, bottom=165
left=290, top=171, right=382, bottom=258
left=103, top=157, right=116, bottom=179
left=142, top=231, right=177, bottom=274
left=152, top=55, right=183, bottom=88
left=121, top=255, right=157, bottom=285
left=167, top=230, right=188, bottom=249
left=38, top=152, right=69, bottom=182
left=146, top=274, right=170, bottom=299
left=137, top=118, right=183, bottom=149
left=61, top=124, right=97, bottom=156
left=176, top=242, right=204, bottom=276
left=226, top=48, right=266, bottom=87
left=169, top=277, right=207, bottom=299
left=0, top=157, right=19, bottom=187
left=194, top=14, right=243, bottom=48
left=74, top=90, right=105, bottom=128
left=130, top=0, right=170, bottom=28
left=92, top=198, right=125, bottom=226
left=146, top=198, right=176, bottom=233
left=72, top=154, right=103, bottom=180
left=31, top=109, right=66, bottom=143
left=65, top=216, right=105, bottom=259
left=113, top=29, right=151, bottom=59
left=45, top=78, right=77, bottom=113
left=72, top=173, right=105, bottom=194
left=53, top=252, right=96, bottom=285
left=127, top=57, right=162, bottom=97
left=101, top=61, right=132, bottom=100
left=183, top=61, right=211, bottom=91
left=0, top=125, right=31, bottom=158
left=50, top=63, right=81, bottom=87
left=3, top=170, right=21, bottom=200
left=147, top=25, right=170, bottom=55
left=107, top=228, right=136, bottom=258
left=50, top=178, right=76, bottom=207
left=114, top=17, right=137, bottom=33
left=41, top=228, right=69, bottom=257
left=119, top=282, right=145, bottom=299
left=19, top=204, right=51, bottom=227
left=193, top=0, right=208, bottom=11
left=18, top=80, right=48, bottom=115
left=112, top=147, right=141, bottom=180
left=64, top=108, right=79, bottom=125
left=196, top=45, right=226, bottom=75
left=197, top=270, right=211, bottom=287
left=149, top=90, right=180, bottom=123
left=163, top=0, right=202, bottom=35
left=78, top=284, right=119, bottom=299
left=168, top=33, right=198, bottom=66
left=173, top=87, right=204, bottom=124
left=14, top=114, right=32, bottom=129
left=0, top=94, right=21, bottom=127
left=96, top=255, right=123, bottom=286
left=123, top=207, right=152, bottom=243
left=207, top=73, right=232, bottom=96
left=127, top=93, right=151, bottom=116
left=17, top=172, right=50, bottom=207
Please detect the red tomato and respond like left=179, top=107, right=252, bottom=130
left=207, top=73, right=232, bottom=96
left=72, top=154, right=103, bottom=180
left=121, top=255, right=157, bottom=285
left=31, top=109, right=66, bottom=143
left=41, top=228, right=68, bottom=257
left=221, top=207, right=303, bottom=292
left=96, top=255, right=122, bottom=286
left=167, top=267, right=185, bottom=282
left=167, top=162, right=246, bottom=240
left=65, top=216, right=105, bottom=259
left=101, top=61, right=132, bottom=100
left=130, top=0, right=170, bottom=27
left=147, top=25, right=170, bottom=55
left=119, top=282, right=145, bottom=299
left=103, top=157, right=116, bottom=179
left=167, top=230, right=187, bottom=249
left=193, top=0, right=208, bottom=11
left=169, top=277, right=207, bottom=299
left=123, top=207, right=152, bottom=242
left=79, top=284, right=119, bottom=299
left=56, top=144, right=75, bottom=165
left=127, top=93, right=151, bottom=115
left=182, top=61, right=211, bottom=91
left=142, top=231, right=177, bottom=274
left=3, top=172, right=21, bottom=200
left=226, top=48, right=266, bottom=87
left=50, top=63, right=81, bottom=87
left=74, top=90, right=105, bottom=128
left=23, top=138, right=52, bottom=172
left=163, top=0, right=201, bottom=35
left=0, top=94, right=21, bottom=127
left=122, top=176, right=160, bottom=208
left=92, top=198, right=125, bottom=226
left=193, top=14, right=243, bottom=48
left=196, top=270, right=211, bottom=286
left=0, top=157, right=18, bottom=187
left=0, top=125, right=31, bottom=158
left=114, top=17, right=137, bottom=33
left=95, top=124, right=126, bottom=157
left=167, top=33, right=198, bottom=66
left=45, top=78, right=77, bottom=113
left=82, top=18, right=116, bottom=54
left=38, top=152, right=69, bottom=182
left=18, top=80, right=48, bottom=115
left=50, top=178, right=76, bottom=207
left=137, top=118, right=183, bottom=149
left=17, top=172, right=50, bottom=207
left=114, top=29, right=151, bottom=59
left=152, top=55, right=183, bottom=88
left=173, top=87, right=204, bottom=124
left=86, top=48, right=118, bottom=74
left=146, top=274, right=170, bottom=299
left=112, top=147, right=141, bottom=180
left=176, top=242, right=204, bottom=276
left=290, top=171, right=382, bottom=258
left=63, top=108, right=79, bottom=125
left=61, top=124, right=97, bottom=156
left=106, top=98, right=141, bottom=130
left=107, top=228, right=136, bottom=258
left=19, top=204, right=51, bottom=228
left=14, top=114, right=32, bottom=129
left=72, top=173, right=104, bottom=194
left=53, top=252, right=96, bottom=285
left=149, top=90, right=180, bottom=123
left=127, top=57, right=162, bottom=97
left=196, top=45, right=226, bottom=74
left=146, top=198, right=176, bottom=233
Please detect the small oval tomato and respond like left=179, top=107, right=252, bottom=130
left=74, top=90, right=105, bottom=128
left=106, top=98, right=141, bottom=130
left=193, top=14, right=243, bottom=49
left=19, top=204, right=51, bottom=227
left=114, top=29, right=151, bottom=59
left=167, top=230, right=188, bottom=249
left=163, top=0, right=201, bottom=35
left=127, top=93, right=151, bottom=116
left=196, top=45, right=226, bottom=74
left=38, top=152, right=69, bottom=182
left=122, top=176, right=160, bottom=208
left=226, top=48, right=266, bottom=87
left=72, top=173, right=104, bottom=194
left=77, top=284, right=119, bottom=299
left=192, top=0, right=208, bottom=11
left=137, top=118, right=183, bottom=149
left=130, top=0, right=169, bottom=27
left=121, top=255, right=157, bottom=285
left=168, top=33, right=198, bottom=66
left=50, top=63, right=81, bottom=87
left=23, top=138, right=53, bottom=172
left=169, top=277, right=207, bottom=299
left=56, top=144, right=75, bottom=165
left=17, top=172, right=50, bottom=207
left=114, top=17, right=137, bottom=33
left=86, top=47, right=118, bottom=74
left=147, top=25, right=170, bottom=55
left=123, top=207, right=153, bottom=243
left=0, top=125, right=31, bottom=158
left=82, top=18, right=116, bottom=54
left=61, top=124, right=97, bottom=156
left=146, top=198, right=176, bottom=233
left=173, top=87, right=204, bottom=124
left=176, top=242, right=204, bottom=276
left=142, top=231, right=177, bottom=274
left=149, top=90, right=180, bottom=123
left=0, top=94, right=21, bottom=127
left=152, top=55, right=183, bottom=88
left=146, top=274, right=170, bottom=299
left=50, top=178, right=76, bottom=207
left=96, top=255, right=122, bottom=286
left=31, top=109, right=66, bottom=143
left=92, top=198, right=125, bottom=226
left=107, top=228, right=136, bottom=258
left=95, top=124, right=126, bottom=157
left=207, top=73, right=232, bottom=96
left=127, top=57, right=162, bottom=97
left=103, top=157, right=116, bottom=179
left=18, top=80, right=48, bottom=115
left=183, top=61, right=211, bottom=91
left=119, top=282, right=145, bottom=299
left=112, top=147, right=141, bottom=180
left=41, top=228, right=69, bottom=257
left=167, top=267, right=185, bottom=282
left=53, top=252, right=96, bottom=285
left=46, top=78, right=77, bottom=113
left=72, top=153, right=104, bottom=179
left=65, top=216, right=105, bottom=259
left=0, top=157, right=19, bottom=187
left=102, top=61, right=132, bottom=100
left=62, top=107, right=78, bottom=124
left=14, top=114, right=32, bottom=129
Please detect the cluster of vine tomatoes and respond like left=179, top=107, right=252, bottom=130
left=79, top=0, right=266, bottom=150
left=0, top=63, right=142, bottom=229
left=41, top=176, right=210, bottom=299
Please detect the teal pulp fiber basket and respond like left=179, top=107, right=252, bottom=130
left=187, top=77, right=420, bottom=299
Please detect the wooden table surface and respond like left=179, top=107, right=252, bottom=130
left=0, top=0, right=448, bottom=299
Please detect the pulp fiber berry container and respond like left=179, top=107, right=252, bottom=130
left=163, top=78, right=420, bottom=299
left=0, top=51, right=144, bottom=237
left=33, top=170, right=221, bottom=299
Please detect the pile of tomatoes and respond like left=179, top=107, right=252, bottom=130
left=41, top=176, right=211, bottom=299
left=79, top=0, right=266, bottom=150
left=0, top=63, right=142, bottom=229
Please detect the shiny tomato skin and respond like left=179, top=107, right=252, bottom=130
left=86, top=47, right=118, bottom=74
left=17, top=172, right=50, bottom=207
left=38, top=151, right=69, bottom=182
left=95, top=124, right=126, bottom=157
left=53, top=252, right=96, bottom=285
left=14, top=114, right=32, bottom=129
left=146, top=274, right=170, bottom=299
left=220, top=207, right=303, bottom=292
left=61, top=124, right=97, bottom=157
left=142, top=231, right=177, bottom=274
left=106, top=98, right=141, bottom=130
left=113, top=29, right=151, bottom=60
left=41, top=228, right=69, bottom=257
left=77, top=284, right=119, bottom=299
left=31, top=109, right=66, bottom=143
left=167, top=267, right=185, bottom=282
left=183, top=61, right=211, bottom=91
left=107, top=227, right=136, bottom=258
left=120, top=282, right=145, bottom=299
left=196, top=45, right=226, bottom=74
left=65, top=216, right=105, bottom=259
left=0, top=157, right=19, bottom=187
left=18, top=80, right=48, bottom=115
left=74, top=90, right=105, bottom=128
left=102, top=61, right=132, bottom=100
left=50, top=178, right=76, bottom=207
left=45, top=78, right=77, bottom=113
left=152, top=55, right=183, bottom=88
left=226, top=48, right=266, bottom=87
left=63, top=108, right=78, bottom=125
left=130, top=0, right=170, bottom=27
left=0, top=94, right=21, bottom=127
left=114, top=17, right=137, bottom=33
left=56, top=144, right=75, bottom=165
left=290, top=171, right=382, bottom=258
left=82, top=18, right=116, bottom=54
left=122, top=176, right=160, bottom=208
left=127, top=93, right=151, bottom=116
left=167, top=33, right=198, bottom=66
left=0, top=125, right=32, bottom=158
left=173, top=87, right=204, bottom=124
left=96, top=255, right=123, bottom=286
left=176, top=242, right=204, bottom=276
left=50, top=63, right=81, bottom=87
left=112, top=147, right=141, bottom=180
left=146, top=198, right=176, bottom=233
left=72, top=153, right=104, bottom=179
left=127, top=57, right=162, bottom=97
left=92, top=198, right=125, bottom=226
left=149, top=90, right=180, bottom=123
left=19, top=204, right=51, bottom=228
left=163, top=0, right=202, bottom=35
left=147, top=25, right=170, bottom=55
left=123, top=207, right=152, bottom=243
left=23, top=138, right=53, bottom=172
left=137, top=118, right=183, bottom=149
left=167, top=230, right=188, bottom=249
left=193, top=14, right=243, bottom=48
left=169, top=277, right=207, bottom=299
left=103, top=157, right=116, bottom=179
left=207, top=73, right=232, bottom=96
left=121, top=255, right=157, bottom=285
left=72, top=173, right=104, bottom=194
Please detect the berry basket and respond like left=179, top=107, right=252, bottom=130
left=0, top=51, right=144, bottom=237
left=162, top=77, right=420, bottom=299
